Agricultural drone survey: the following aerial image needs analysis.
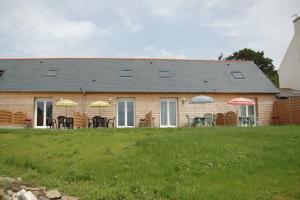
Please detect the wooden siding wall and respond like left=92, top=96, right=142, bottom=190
left=0, top=92, right=275, bottom=127
left=273, top=97, right=300, bottom=125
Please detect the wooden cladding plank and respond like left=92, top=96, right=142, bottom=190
left=0, top=110, right=27, bottom=127
left=74, top=112, right=88, bottom=128
left=274, top=97, right=300, bottom=125
left=12, top=112, right=27, bottom=127
left=0, top=110, right=13, bottom=124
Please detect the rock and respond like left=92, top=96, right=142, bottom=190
left=61, top=196, right=79, bottom=200
left=12, top=193, right=19, bottom=200
left=25, top=187, right=41, bottom=192
left=21, top=182, right=37, bottom=188
left=11, top=182, right=21, bottom=192
left=0, top=177, right=15, bottom=185
left=3, top=194, right=13, bottom=200
left=15, top=178, right=22, bottom=183
left=16, top=189, right=38, bottom=200
left=0, top=188, right=5, bottom=198
left=38, top=196, right=49, bottom=200
left=0, top=177, right=14, bottom=191
left=23, top=192, right=38, bottom=200
left=31, top=190, right=42, bottom=198
left=1, top=177, right=75, bottom=200
left=39, top=187, right=46, bottom=192
left=45, top=190, right=61, bottom=199
left=6, top=189, right=13, bottom=195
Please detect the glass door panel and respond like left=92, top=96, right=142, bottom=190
left=127, top=101, right=134, bottom=127
left=46, top=102, right=53, bottom=126
left=118, top=101, right=125, bottom=127
left=35, top=98, right=53, bottom=128
left=240, top=105, right=255, bottom=117
left=248, top=105, right=255, bottom=116
left=160, top=99, right=177, bottom=127
left=240, top=106, right=247, bottom=117
left=37, top=102, right=44, bottom=127
left=169, top=101, right=177, bottom=126
left=117, top=99, right=135, bottom=127
left=160, top=101, right=168, bottom=126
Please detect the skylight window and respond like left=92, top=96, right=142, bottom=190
left=159, top=69, right=170, bottom=78
left=45, top=69, right=59, bottom=77
left=231, top=71, right=245, bottom=79
left=120, top=69, right=132, bottom=77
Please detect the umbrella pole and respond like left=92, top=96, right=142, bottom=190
left=236, top=108, right=239, bottom=126
left=99, top=107, right=101, bottom=116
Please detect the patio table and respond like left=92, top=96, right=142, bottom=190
left=57, top=116, right=74, bottom=129
left=239, top=116, right=255, bottom=127
left=91, top=116, right=107, bottom=128
left=194, top=117, right=205, bottom=127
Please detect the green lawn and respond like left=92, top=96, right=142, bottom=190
left=0, top=127, right=300, bottom=200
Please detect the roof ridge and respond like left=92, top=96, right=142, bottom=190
left=0, top=57, right=253, bottom=63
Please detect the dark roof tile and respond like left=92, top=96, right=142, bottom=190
left=0, top=58, right=279, bottom=93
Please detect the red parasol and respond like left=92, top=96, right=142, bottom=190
left=228, top=97, right=255, bottom=106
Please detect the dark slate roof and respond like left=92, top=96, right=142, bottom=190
left=277, top=88, right=300, bottom=98
left=0, top=58, right=279, bottom=93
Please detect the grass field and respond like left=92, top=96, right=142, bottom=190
left=0, top=126, right=300, bottom=200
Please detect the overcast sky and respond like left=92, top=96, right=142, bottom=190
left=0, top=0, right=299, bottom=67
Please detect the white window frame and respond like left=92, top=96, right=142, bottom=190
left=160, top=98, right=177, bottom=128
left=240, top=104, right=257, bottom=126
left=116, top=99, right=135, bottom=128
left=34, top=98, right=53, bottom=128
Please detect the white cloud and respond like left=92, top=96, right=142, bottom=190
left=200, top=0, right=300, bottom=67
left=116, top=9, right=142, bottom=34
left=148, top=0, right=199, bottom=18
left=121, top=15, right=142, bottom=33
left=0, top=0, right=299, bottom=68
left=0, top=1, right=110, bottom=56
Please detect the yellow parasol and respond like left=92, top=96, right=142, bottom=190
left=89, top=101, right=111, bottom=116
left=56, top=99, right=77, bottom=117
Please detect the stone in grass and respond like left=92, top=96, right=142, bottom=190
left=0, top=177, right=15, bottom=185
left=45, top=190, right=61, bottom=199
left=31, top=190, right=42, bottom=198
left=0, top=177, right=14, bottom=191
left=38, top=196, right=50, bottom=200
left=6, top=189, right=13, bottom=196
left=25, top=187, right=41, bottom=191
left=11, top=182, right=22, bottom=192
left=61, top=196, right=79, bottom=200
left=0, top=177, right=21, bottom=187
left=0, top=188, right=5, bottom=199
left=16, top=189, right=38, bottom=200
left=3, top=195, right=12, bottom=200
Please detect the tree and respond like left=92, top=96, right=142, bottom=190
left=225, top=48, right=279, bottom=87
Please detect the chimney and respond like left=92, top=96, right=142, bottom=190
left=293, top=16, right=300, bottom=34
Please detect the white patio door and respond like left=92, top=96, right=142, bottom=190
left=240, top=105, right=256, bottom=118
left=160, top=99, right=177, bottom=127
left=240, top=105, right=256, bottom=126
left=117, top=99, right=135, bottom=127
left=35, top=98, right=53, bottom=128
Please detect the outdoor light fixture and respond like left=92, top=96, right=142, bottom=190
left=182, top=98, right=186, bottom=104
left=108, top=98, right=112, bottom=101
